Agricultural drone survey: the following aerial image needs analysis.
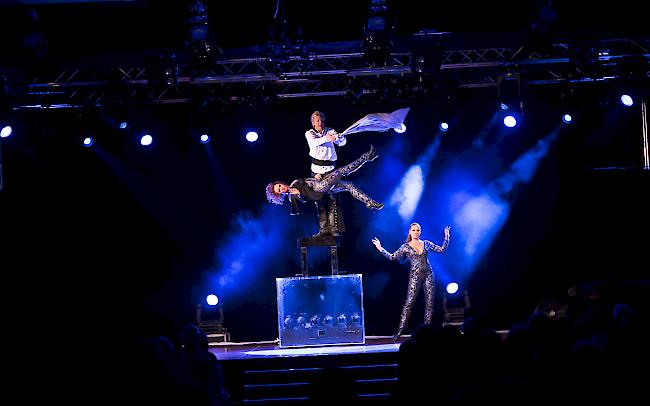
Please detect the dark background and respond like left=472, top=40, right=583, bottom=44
left=0, top=1, right=648, bottom=363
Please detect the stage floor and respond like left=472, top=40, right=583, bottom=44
left=208, top=335, right=410, bottom=361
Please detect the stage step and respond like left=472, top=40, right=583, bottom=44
left=240, top=361, right=399, bottom=404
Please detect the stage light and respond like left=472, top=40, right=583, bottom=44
left=362, top=0, right=392, bottom=65
left=200, top=133, right=210, bottom=143
left=197, top=295, right=230, bottom=343
left=503, top=115, right=517, bottom=128
left=163, top=66, right=177, bottom=87
left=620, top=94, right=634, bottom=107
left=140, top=134, right=153, bottom=146
left=562, top=114, right=573, bottom=124
left=411, top=45, right=443, bottom=80
left=245, top=131, right=258, bottom=142
left=1, top=126, right=12, bottom=138
left=439, top=122, right=449, bottom=132
left=119, top=121, right=128, bottom=129
left=497, top=72, right=523, bottom=115
left=206, top=294, right=219, bottom=306
left=446, top=282, right=459, bottom=295
left=394, top=123, right=406, bottom=133
left=443, top=287, right=471, bottom=327
left=188, top=0, right=215, bottom=64
left=83, top=137, right=93, bottom=147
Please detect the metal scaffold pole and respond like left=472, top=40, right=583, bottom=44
left=641, top=98, right=649, bottom=169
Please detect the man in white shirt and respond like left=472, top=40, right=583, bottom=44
left=304, top=111, right=347, bottom=236
left=306, top=110, right=347, bottom=177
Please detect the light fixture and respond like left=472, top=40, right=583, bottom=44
left=245, top=131, right=259, bottom=142
left=497, top=72, right=523, bottom=114
left=362, top=0, right=392, bottom=65
left=443, top=287, right=470, bottom=327
left=1, top=126, right=12, bottom=138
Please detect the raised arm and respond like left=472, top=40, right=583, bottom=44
left=424, top=226, right=451, bottom=253
left=372, top=238, right=407, bottom=261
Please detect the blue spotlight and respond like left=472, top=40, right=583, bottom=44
left=200, top=133, right=210, bottom=143
left=500, top=102, right=509, bottom=111
left=439, top=122, right=449, bottom=132
left=446, top=282, right=459, bottom=295
left=562, top=114, right=573, bottom=124
left=245, top=131, right=258, bottom=142
left=1, top=125, right=12, bottom=138
left=394, top=123, right=406, bottom=133
left=620, top=94, right=634, bottom=107
left=83, top=137, right=93, bottom=147
left=118, top=121, right=128, bottom=129
left=503, top=114, right=517, bottom=128
left=206, top=294, right=219, bottom=306
left=140, top=134, right=153, bottom=146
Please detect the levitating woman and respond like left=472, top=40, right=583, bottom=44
left=372, top=223, right=450, bottom=338
left=265, top=145, right=384, bottom=211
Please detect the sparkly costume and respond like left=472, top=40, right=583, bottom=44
left=289, top=146, right=382, bottom=210
left=379, top=236, right=450, bottom=336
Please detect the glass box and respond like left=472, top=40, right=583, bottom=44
left=276, top=274, right=365, bottom=347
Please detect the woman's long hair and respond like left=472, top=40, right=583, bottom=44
left=406, top=222, right=421, bottom=242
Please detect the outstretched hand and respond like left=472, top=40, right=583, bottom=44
left=443, top=226, right=451, bottom=239
left=371, top=237, right=382, bottom=251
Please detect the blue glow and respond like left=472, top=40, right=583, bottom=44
left=452, top=130, right=559, bottom=267
left=367, top=16, right=386, bottom=31
left=500, top=103, right=509, bottom=110
left=446, top=282, right=459, bottom=295
left=389, top=165, right=424, bottom=221
left=394, top=123, right=406, bottom=133
left=496, top=130, right=559, bottom=189
left=439, top=122, right=449, bottom=131
left=562, top=114, right=572, bottom=124
left=620, top=94, right=633, bottom=107
left=200, top=134, right=210, bottom=143
left=455, top=193, right=508, bottom=257
left=245, top=131, right=259, bottom=142
left=387, top=136, right=443, bottom=222
left=503, top=115, right=517, bottom=128
left=206, top=294, right=219, bottom=306
left=209, top=208, right=299, bottom=301
left=140, top=134, right=153, bottom=146
left=0, top=126, right=12, bottom=138
left=119, top=121, right=128, bottom=129
left=83, top=137, right=93, bottom=147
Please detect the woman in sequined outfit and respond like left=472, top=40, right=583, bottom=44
left=372, top=223, right=450, bottom=339
left=265, top=145, right=384, bottom=211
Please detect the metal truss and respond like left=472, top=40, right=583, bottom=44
left=2, top=37, right=648, bottom=109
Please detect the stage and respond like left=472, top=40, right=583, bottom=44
left=210, top=336, right=412, bottom=404
left=209, top=335, right=407, bottom=361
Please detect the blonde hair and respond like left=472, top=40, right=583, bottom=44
left=311, top=111, right=325, bottom=126
left=406, top=222, right=421, bottom=242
